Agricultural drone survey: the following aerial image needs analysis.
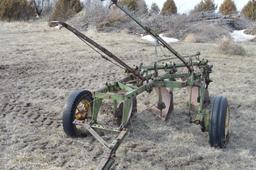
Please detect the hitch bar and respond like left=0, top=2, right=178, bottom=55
left=50, top=21, right=146, bottom=82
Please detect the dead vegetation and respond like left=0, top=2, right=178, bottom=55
left=96, top=7, right=129, bottom=32
left=245, top=27, right=256, bottom=35
left=184, top=34, right=200, bottom=43
left=66, top=0, right=255, bottom=43
left=0, top=0, right=35, bottom=21
left=1, top=21, right=256, bottom=170
left=242, top=0, right=256, bottom=20
left=49, top=0, right=82, bottom=21
left=31, top=0, right=55, bottom=17
left=218, top=37, right=246, bottom=56
left=245, top=27, right=256, bottom=41
left=192, top=0, right=217, bottom=13
left=1, top=0, right=255, bottom=44
left=120, top=0, right=148, bottom=14
left=142, top=15, right=231, bottom=43
left=149, top=3, right=160, bottom=15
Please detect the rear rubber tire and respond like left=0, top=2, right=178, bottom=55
left=62, top=90, right=93, bottom=137
left=209, top=96, right=230, bottom=148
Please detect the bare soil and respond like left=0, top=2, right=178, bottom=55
left=0, top=21, right=256, bottom=170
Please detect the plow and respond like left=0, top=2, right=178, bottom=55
left=50, top=0, right=230, bottom=169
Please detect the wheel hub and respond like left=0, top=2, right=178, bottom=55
left=75, top=99, right=91, bottom=121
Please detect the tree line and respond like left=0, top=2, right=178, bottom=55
left=0, top=0, right=255, bottom=21
left=159, top=0, right=256, bottom=20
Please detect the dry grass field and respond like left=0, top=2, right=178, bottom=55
left=0, top=21, right=256, bottom=170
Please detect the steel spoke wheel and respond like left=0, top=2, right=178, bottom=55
left=62, top=90, right=93, bottom=137
left=209, top=96, right=230, bottom=148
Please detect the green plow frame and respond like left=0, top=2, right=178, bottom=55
left=50, top=0, right=231, bottom=169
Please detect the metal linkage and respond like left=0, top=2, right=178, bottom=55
left=52, top=1, right=230, bottom=169
left=50, top=21, right=146, bottom=82
left=110, top=0, right=193, bottom=73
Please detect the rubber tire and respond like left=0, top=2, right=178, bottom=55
left=209, top=96, right=229, bottom=148
left=62, top=90, right=93, bottom=137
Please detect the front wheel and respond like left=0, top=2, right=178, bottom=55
left=208, top=96, right=230, bottom=148
left=62, top=90, right=93, bottom=137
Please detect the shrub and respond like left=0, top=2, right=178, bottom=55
left=96, top=6, right=128, bottom=32
left=0, top=0, right=35, bottom=21
left=31, top=0, right=55, bottom=17
left=50, top=0, right=83, bottom=21
left=120, top=0, right=137, bottom=11
left=184, top=34, right=200, bottom=43
left=219, top=0, right=237, bottom=15
left=218, top=37, right=246, bottom=56
left=137, top=0, right=148, bottom=14
left=84, top=1, right=108, bottom=24
left=96, top=0, right=148, bottom=32
left=244, top=28, right=256, bottom=41
left=244, top=27, right=256, bottom=35
left=161, top=0, right=177, bottom=15
left=120, top=0, right=147, bottom=14
left=177, top=21, right=230, bottom=43
left=242, top=0, right=256, bottom=20
left=149, top=3, right=160, bottom=15
left=192, top=0, right=217, bottom=13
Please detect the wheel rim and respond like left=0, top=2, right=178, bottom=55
left=74, top=99, right=91, bottom=122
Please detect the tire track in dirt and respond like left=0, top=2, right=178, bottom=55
left=1, top=22, right=255, bottom=170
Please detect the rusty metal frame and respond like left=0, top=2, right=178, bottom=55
left=50, top=1, right=217, bottom=169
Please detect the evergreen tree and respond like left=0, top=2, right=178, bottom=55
left=50, top=0, right=82, bottom=21
left=0, top=0, right=34, bottom=21
left=192, top=0, right=217, bottom=13
left=242, top=0, right=256, bottom=20
left=120, top=0, right=148, bottom=14
left=120, top=0, right=137, bottom=11
left=149, top=3, right=160, bottom=15
left=161, top=0, right=177, bottom=15
left=219, top=0, right=237, bottom=15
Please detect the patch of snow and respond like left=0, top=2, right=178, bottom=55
left=160, top=34, right=179, bottom=43
left=230, top=30, right=255, bottom=42
left=55, top=24, right=63, bottom=30
left=141, top=34, right=179, bottom=45
left=141, top=34, right=158, bottom=45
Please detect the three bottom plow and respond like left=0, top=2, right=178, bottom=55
left=50, top=1, right=230, bottom=169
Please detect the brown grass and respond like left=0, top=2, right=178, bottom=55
left=244, top=27, right=256, bottom=35
left=184, top=33, right=201, bottom=43
left=1, top=22, right=256, bottom=170
left=218, top=37, right=246, bottom=56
